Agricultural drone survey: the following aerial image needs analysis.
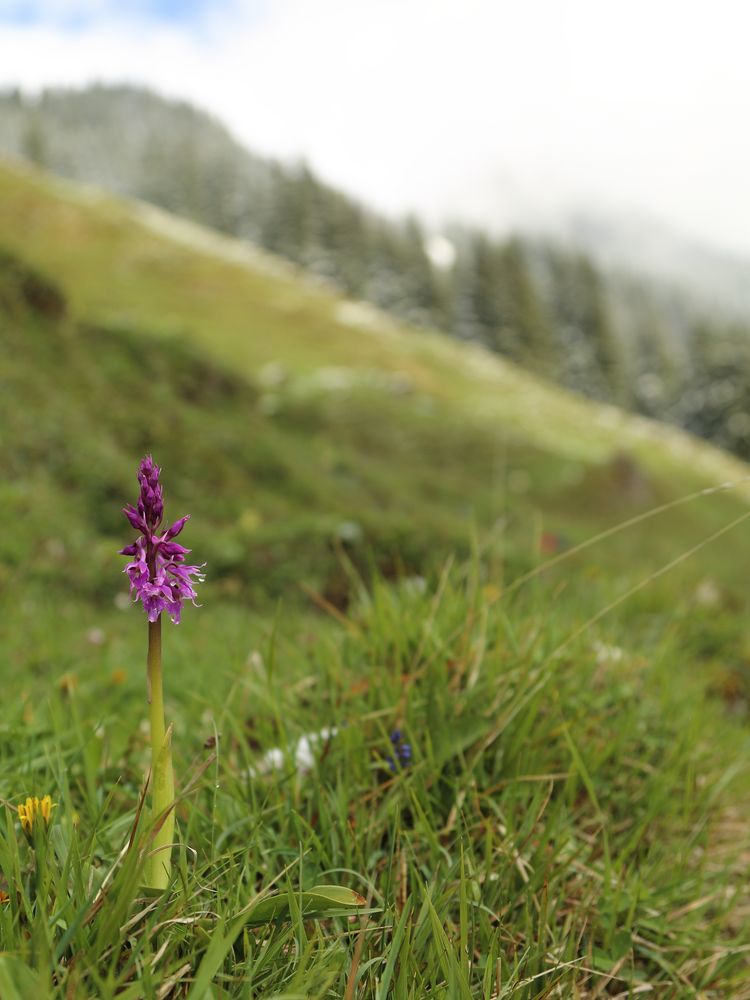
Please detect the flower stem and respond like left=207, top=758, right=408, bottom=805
left=145, top=616, right=175, bottom=890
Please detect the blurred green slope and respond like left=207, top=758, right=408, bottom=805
left=1, top=158, right=750, bottom=610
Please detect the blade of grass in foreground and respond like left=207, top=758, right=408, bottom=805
left=187, top=886, right=366, bottom=998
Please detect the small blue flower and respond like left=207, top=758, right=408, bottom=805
left=388, top=729, right=412, bottom=771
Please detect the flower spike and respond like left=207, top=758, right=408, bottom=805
left=120, top=456, right=205, bottom=624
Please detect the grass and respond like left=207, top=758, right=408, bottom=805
left=2, top=159, right=750, bottom=995
left=2, top=561, right=750, bottom=997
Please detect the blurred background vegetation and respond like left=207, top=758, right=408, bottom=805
left=4, top=85, right=750, bottom=462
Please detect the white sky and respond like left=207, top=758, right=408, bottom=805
left=1, top=0, right=750, bottom=257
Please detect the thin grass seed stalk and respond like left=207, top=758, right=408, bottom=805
left=120, top=456, right=205, bottom=890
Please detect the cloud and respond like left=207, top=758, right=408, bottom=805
left=1, top=0, right=749, bottom=257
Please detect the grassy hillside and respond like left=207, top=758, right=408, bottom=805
left=2, top=160, right=750, bottom=995
left=3, top=159, right=750, bottom=593
left=2, top=159, right=750, bottom=470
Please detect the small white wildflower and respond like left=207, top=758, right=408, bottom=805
left=250, top=728, right=338, bottom=777
left=592, top=640, right=625, bottom=667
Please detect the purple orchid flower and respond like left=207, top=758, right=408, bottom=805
left=120, top=456, right=205, bottom=624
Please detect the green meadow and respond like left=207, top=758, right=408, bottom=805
left=1, top=160, right=750, bottom=996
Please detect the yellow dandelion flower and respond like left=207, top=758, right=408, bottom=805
left=111, top=668, right=127, bottom=685
left=39, top=795, right=54, bottom=824
left=17, top=795, right=56, bottom=835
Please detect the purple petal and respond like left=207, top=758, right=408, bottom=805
left=164, top=515, right=189, bottom=540
left=160, top=540, right=190, bottom=559
left=123, top=505, right=145, bottom=532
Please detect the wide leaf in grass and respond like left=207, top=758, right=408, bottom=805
left=244, top=884, right=367, bottom=925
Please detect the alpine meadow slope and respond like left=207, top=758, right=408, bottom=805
left=2, top=157, right=750, bottom=996
left=9, top=84, right=750, bottom=465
